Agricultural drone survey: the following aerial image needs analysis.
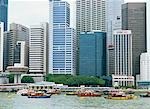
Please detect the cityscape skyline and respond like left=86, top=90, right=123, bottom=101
left=0, top=0, right=148, bottom=85
left=9, top=0, right=147, bottom=28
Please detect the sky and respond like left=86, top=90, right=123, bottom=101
left=8, top=0, right=147, bottom=28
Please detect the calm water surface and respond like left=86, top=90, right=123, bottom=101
left=0, top=93, right=150, bottom=109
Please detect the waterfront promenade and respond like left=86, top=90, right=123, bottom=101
left=0, top=83, right=149, bottom=94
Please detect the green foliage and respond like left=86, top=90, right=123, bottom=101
left=21, top=76, right=34, bottom=83
left=46, top=74, right=105, bottom=86
left=8, top=74, right=14, bottom=83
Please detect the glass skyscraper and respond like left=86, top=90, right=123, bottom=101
left=49, top=0, right=76, bottom=75
left=79, top=31, right=106, bottom=77
left=0, top=0, right=8, bottom=31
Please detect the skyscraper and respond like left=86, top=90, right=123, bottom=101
left=107, top=0, right=124, bottom=45
left=0, top=0, right=8, bottom=31
left=0, top=22, right=4, bottom=72
left=76, top=0, right=106, bottom=73
left=112, top=30, right=134, bottom=86
left=79, top=31, right=106, bottom=77
left=122, top=3, right=147, bottom=77
left=76, top=0, right=106, bottom=34
left=49, top=0, right=76, bottom=75
left=4, top=23, right=29, bottom=69
left=29, top=23, right=49, bottom=74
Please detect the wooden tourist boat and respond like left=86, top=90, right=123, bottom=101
left=46, top=89, right=61, bottom=95
left=140, top=92, right=150, bottom=97
left=28, top=91, right=51, bottom=98
left=77, top=89, right=102, bottom=97
left=105, top=91, right=136, bottom=100
left=17, top=89, right=34, bottom=96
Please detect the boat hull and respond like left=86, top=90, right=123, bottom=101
left=66, top=92, right=77, bottom=96
left=104, top=95, right=136, bottom=100
left=21, top=93, right=28, bottom=96
left=140, top=95, right=150, bottom=97
left=28, top=95, right=51, bottom=98
left=77, top=94, right=101, bottom=97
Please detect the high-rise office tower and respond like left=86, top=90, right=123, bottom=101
left=4, top=23, right=29, bottom=70
left=79, top=31, right=106, bottom=77
left=76, top=0, right=106, bottom=73
left=112, top=30, right=134, bottom=86
left=122, top=3, right=147, bottom=77
left=0, top=0, right=8, bottom=31
left=107, top=0, right=124, bottom=45
left=76, top=0, right=106, bottom=34
left=49, top=0, right=76, bottom=75
left=29, top=23, right=49, bottom=74
left=0, top=22, right=4, bottom=72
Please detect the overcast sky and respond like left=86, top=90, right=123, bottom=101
left=9, top=0, right=147, bottom=28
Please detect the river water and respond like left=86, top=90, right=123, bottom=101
left=0, top=93, right=150, bottom=109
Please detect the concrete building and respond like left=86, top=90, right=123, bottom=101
left=7, top=64, right=28, bottom=84
left=107, top=0, right=124, bottom=45
left=122, top=3, right=147, bottom=77
left=140, top=53, right=150, bottom=81
left=29, top=23, right=49, bottom=74
left=0, top=22, right=4, bottom=72
left=4, top=23, right=29, bottom=70
left=112, top=30, right=134, bottom=87
left=0, top=0, right=8, bottom=31
left=79, top=31, right=106, bottom=77
left=136, top=53, right=150, bottom=88
left=49, top=0, right=76, bottom=75
left=76, top=0, right=106, bottom=35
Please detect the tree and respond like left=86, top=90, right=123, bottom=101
left=46, top=74, right=105, bottom=86
left=8, top=74, right=14, bottom=83
left=21, top=76, right=34, bottom=83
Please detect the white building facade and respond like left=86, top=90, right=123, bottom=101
left=49, top=0, right=76, bottom=75
left=112, top=30, right=134, bottom=87
left=0, top=22, right=4, bottom=72
left=140, top=53, right=150, bottom=81
left=106, top=0, right=124, bottom=45
left=29, top=23, right=49, bottom=74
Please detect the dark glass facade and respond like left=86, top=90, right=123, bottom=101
left=14, top=43, right=21, bottom=64
left=79, top=32, right=106, bottom=77
left=122, top=3, right=147, bottom=76
left=0, top=0, right=8, bottom=31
